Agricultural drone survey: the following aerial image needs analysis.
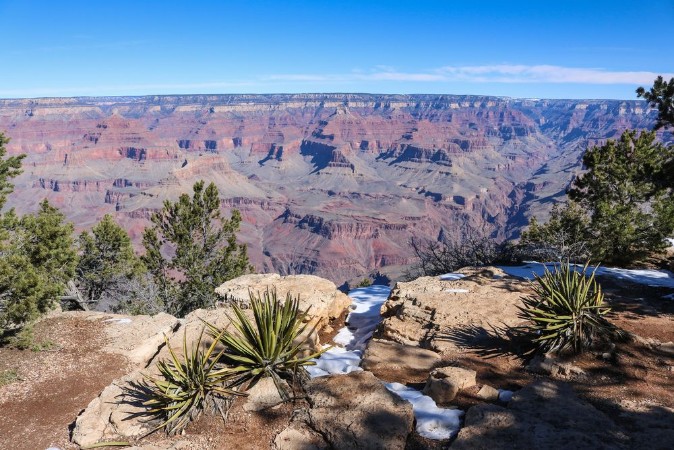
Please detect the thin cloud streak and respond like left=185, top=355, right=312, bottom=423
left=269, top=64, right=673, bottom=85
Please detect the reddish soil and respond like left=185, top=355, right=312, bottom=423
left=0, top=316, right=131, bottom=450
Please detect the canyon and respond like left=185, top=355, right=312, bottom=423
left=0, top=94, right=668, bottom=284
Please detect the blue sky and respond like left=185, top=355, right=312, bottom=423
left=1, top=0, right=672, bottom=99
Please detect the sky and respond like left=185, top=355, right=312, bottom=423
left=1, top=0, right=673, bottom=100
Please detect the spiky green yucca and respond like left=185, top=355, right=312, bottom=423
left=519, top=262, right=621, bottom=354
left=142, top=328, right=240, bottom=435
left=207, top=289, right=325, bottom=400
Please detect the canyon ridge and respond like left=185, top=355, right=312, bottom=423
left=0, top=94, right=669, bottom=284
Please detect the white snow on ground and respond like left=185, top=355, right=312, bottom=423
left=498, top=262, right=674, bottom=289
left=385, top=382, right=464, bottom=440
left=666, top=238, right=674, bottom=249
left=444, top=288, right=469, bottom=293
left=439, top=273, right=466, bottom=281
left=306, top=285, right=391, bottom=378
left=308, top=284, right=466, bottom=440
left=103, top=318, right=132, bottom=324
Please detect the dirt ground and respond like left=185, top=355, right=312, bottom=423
left=0, top=316, right=131, bottom=450
left=0, top=274, right=672, bottom=450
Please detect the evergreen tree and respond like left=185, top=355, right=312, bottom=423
left=568, top=130, right=674, bottom=264
left=1, top=200, right=77, bottom=332
left=77, top=214, right=144, bottom=307
left=0, top=133, right=24, bottom=212
left=637, top=76, right=674, bottom=130
left=142, top=181, right=252, bottom=317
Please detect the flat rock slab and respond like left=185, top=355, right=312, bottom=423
left=63, top=311, right=180, bottom=368
left=452, top=380, right=629, bottom=449
left=377, top=267, right=527, bottom=357
left=361, top=338, right=441, bottom=383
left=304, top=371, right=414, bottom=450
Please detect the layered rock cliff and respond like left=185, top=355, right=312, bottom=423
left=0, top=94, right=670, bottom=283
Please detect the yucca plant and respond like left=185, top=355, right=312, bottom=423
left=518, top=261, right=624, bottom=354
left=141, top=327, right=241, bottom=435
left=206, top=289, right=325, bottom=400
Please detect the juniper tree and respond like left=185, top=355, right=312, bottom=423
left=142, top=181, right=252, bottom=317
left=568, top=130, right=674, bottom=264
left=637, top=76, right=674, bottom=130
left=1, top=200, right=77, bottom=332
left=77, top=214, right=144, bottom=307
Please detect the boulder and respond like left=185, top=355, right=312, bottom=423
left=451, top=380, right=629, bottom=449
left=71, top=370, right=153, bottom=447
left=361, top=339, right=441, bottom=383
left=422, top=366, right=476, bottom=404
left=215, top=274, right=351, bottom=349
left=304, top=371, right=414, bottom=450
left=215, top=273, right=351, bottom=327
left=376, top=267, right=526, bottom=358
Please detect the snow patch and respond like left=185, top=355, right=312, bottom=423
left=103, top=318, right=132, bottom=324
left=439, top=273, right=466, bottom=281
left=308, top=285, right=390, bottom=378
left=498, top=262, right=674, bottom=289
left=385, top=382, right=464, bottom=440
left=444, top=288, right=469, bottom=293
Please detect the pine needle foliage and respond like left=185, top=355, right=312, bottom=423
left=518, top=262, right=624, bottom=354
left=207, top=289, right=325, bottom=401
left=142, top=328, right=240, bottom=435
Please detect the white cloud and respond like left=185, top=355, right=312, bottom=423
left=268, top=65, right=673, bottom=85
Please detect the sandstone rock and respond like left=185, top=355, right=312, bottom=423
left=149, top=307, right=234, bottom=365
left=305, top=371, right=414, bottom=450
left=62, top=310, right=180, bottom=368
left=215, top=273, right=351, bottom=344
left=243, top=377, right=288, bottom=412
left=476, top=384, right=500, bottom=402
left=361, top=338, right=441, bottom=383
left=452, top=380, right=628, bottom=449
left=71, top=370, right=153, bottom=447
left=422, top=366, right=476, bottom=404
left=376, top=267, right=527, bottom=357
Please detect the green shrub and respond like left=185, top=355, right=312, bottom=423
left=207, top=289, right=324, bottom=400
left=141, top=328, right=240, bottom=435
left=356, top=278, right=372, bottom=288
left=518, top=262, right=624, bottom=354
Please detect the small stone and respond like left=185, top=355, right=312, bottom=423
left=476, top=384, right=500, bottom=402
left=423, top=376, right=459, bottom=404
left=432, top=366, right=477, bottom=389
left=243, top=377, right=288, bottom=411
left=422, top=366, right=477, bottom=404
left=601, top=352, right=612, bottom=360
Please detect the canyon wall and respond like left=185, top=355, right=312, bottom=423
left=0, top=94, right=668, bottom=284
